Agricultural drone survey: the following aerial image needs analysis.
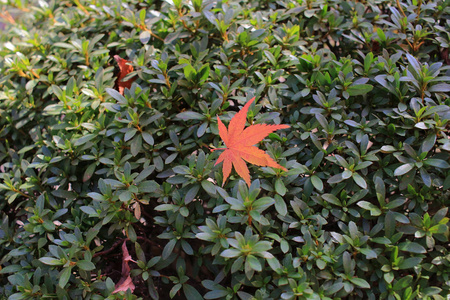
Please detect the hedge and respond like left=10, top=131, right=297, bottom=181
left=0, top=0, right=450, bottom=299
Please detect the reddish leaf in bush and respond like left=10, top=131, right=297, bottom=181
left=112, top=241, right=136, bottom=294
left=213, top=97, right=289, bottom=186
left=114, top=55, right=135, bottom=95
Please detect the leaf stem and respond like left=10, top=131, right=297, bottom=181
left=138, top=24, right=164, bottom=42
left=210, top=147, right=226, bottom=152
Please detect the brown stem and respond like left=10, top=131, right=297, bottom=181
left=415, top=0, right=422, bottom=22
left=210, top=147, right=226, bottom=152
left=13, top=188, right=31, bottom=198
left=85, top=52, right=90, bottom=66
left=396, top=0, right=414, bottom=51
left=163, top=71, right=171, bottom=88
left=73, top=0, right=90, bottom=16
left=177, top=8, right=194, bottom=32
left=93, top=238, right=126, bottom=258
left=93, top=236, right=161, bottom=258
left=30, top=70, right=40, bottom=79
left=0, top=11, right=16, bottom=25
left=138, top=24, right=164, bottom=42
left=17, top=70, right=31, bottom=79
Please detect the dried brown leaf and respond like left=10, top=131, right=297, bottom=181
left=114, top=55, right=135, bottom=95
left=112, top=241, right=136, bottom=294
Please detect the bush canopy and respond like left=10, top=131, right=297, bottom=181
left=1, top=0, right=450, bottom=299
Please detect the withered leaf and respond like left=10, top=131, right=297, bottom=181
left=114, top=55, right=135, bottom=95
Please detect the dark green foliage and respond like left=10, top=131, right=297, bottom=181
left=1, top=0, right=450, bottom=299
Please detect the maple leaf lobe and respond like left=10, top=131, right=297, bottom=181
left=214, top=97, right=290, bottom=186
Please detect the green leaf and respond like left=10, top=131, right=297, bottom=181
left=421, top=286, right=442, bottom=296
left=274, top=178, right=287, bottom=195
left=204, top=289, right=229, bottom=299
left=183, top=284, right=204, bottom=300
left=139, top=180, right=159, bottom=193
left=385, top=211, right=396, bottom=238
left=130, top=134, right=142, bottom=156
left=83, top=163, right=96, bottom=182
left=119, top=190, right=132, bottom=202
left=374, top=176, right=386, bottom=205
left=398, top=257, right=422, bottom=269
left=352, top=173, right=367, bottom=189
left=124, top=129, right=137, bottom=143
left=74, top=134, right=96, bottom=146
left=39, top=257, right=64, bottom=266
left=170, top=283, right=182, bottom=299
left=80, top=206, right=98, bottom=216
left=310, top=175, right=323, bottom=191
left=349, top=277, right=370, bottom=288
left=9, top=293, right=27, bottom=300
left=162, top=239, right=177, bottom=259
left=347, top=84, right=373, bottom=96
left=394, top=163, right=414, bottom=176
left=444, top=173, right=450, bottom=190
left=140, top=31, right=151, bottom=44
left=371, top=237, right=391, bottom=244
left=246, top=255, right=262, bottom=271
left=398, top=241, right=426, bottom=254
left=0, top=265, right=22, bottom=274
left=148, top=278, right=159, bottom=300
left=428, top=83, right=450, bottom=92
left=155, top=204, right=175, bottom=211
left=266, top=257, right=282, bottom=273
left=52, top=190, right=77, bottom=200
left=225, top=197, right=245, bottom=210
left=423, top=158, right=450, bottom=168
left=421, top=134, right=436, bottom=153
left=359, top=248, right=377, bottom=259
left=201, top=180, right=217, bottom=195
left=59, top=266, right=73, bottom=288
left=325, top=282, right=344, bottom=295
left=357, top=201, right=382, bottom=216
left=322, top=194, right=341, bottom=206
left=142, top=132, right=154, bottom=145
left=328, top=173, right=344, bottom=184
left=343, top=252, right=351, bottom=274
left=106, top=87, right=126, bottom=103
left=231, top=256, right=244, bottom=273
left=252, top=241, right=272, bottom=252
left=105, top=277, right=115, bottom=294
left=77, top=260, right=95, bottom=271
left=221, top=249, right=241, bottom=258
left=252, top=197, right=274, bottom=211
left=274, top=194, right=287, bottom=216
left=385, top=198, right=408, bottom=209
left=177, top=111, right=206, bottom=120
left=381, top=145, right=398, bottom=153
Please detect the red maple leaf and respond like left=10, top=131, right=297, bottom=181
left=114, top=55, right=135, bottom=95
left=213, top=97, right=289, bottom=186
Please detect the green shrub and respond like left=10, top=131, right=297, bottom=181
left=1, top=0, right=450, bottom=299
